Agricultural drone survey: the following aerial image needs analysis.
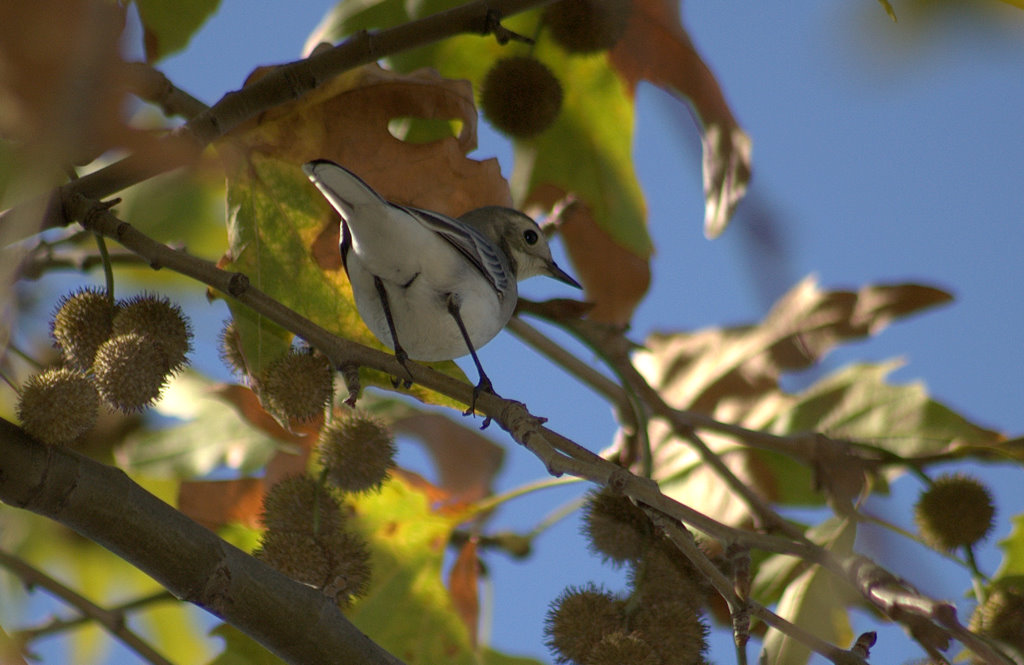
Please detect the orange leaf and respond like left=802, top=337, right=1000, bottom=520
left=447, top=538, right=480, bottom=647
left=178, top=478, right=265, bottom=530
left=555, top=198, right=650, bottom=325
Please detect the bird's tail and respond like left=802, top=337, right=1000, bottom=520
left=302, top=159, right=384, bottom=217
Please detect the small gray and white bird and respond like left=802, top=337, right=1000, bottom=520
left=302, top=159, right=580, bottom=410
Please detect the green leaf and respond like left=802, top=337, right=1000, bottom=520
left=761, top=518, right=858, bottom=665
left=770, top=361, right=1003, bottom=457
left=208, top=624, right=284, bottom=665
left=995, top=513, right=1024, bottom=581
left=118, top=372, right=281, bottom=478
left=134, top=0, right=222, bottom=61
left=347, top=476, right=541, bottom=665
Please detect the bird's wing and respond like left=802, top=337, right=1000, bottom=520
left=403, top=205, right=513, bottom=299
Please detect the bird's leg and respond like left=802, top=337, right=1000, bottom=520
left=374, top=276, right=414, bottom=388
left=446, top=294, right=495, bottom=429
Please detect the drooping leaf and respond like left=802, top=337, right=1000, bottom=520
left=609, top=0, right=751, bottom=238
left=134, top=0, right=222, bottom=62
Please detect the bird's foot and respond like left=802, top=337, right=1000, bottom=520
left=463, top=376, right=496, bottom=429
left=390, top=348, right=414, bottom=389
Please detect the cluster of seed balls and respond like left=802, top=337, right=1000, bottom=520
left=544, top=489, right=709, bottom=665
left=16, top=288, right=192, bottom=445
left=219, top=324, right=398, bottom=604
left=252, top=409, right=397, bottom=605
left=479, top=0, right=631, bottom=139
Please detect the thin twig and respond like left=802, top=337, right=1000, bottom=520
left=18, top=591, right=174, bottom=640
left=0, top=550, right=175, bottom=665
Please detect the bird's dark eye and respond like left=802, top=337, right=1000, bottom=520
left=523, top=229, right=539, bottom=245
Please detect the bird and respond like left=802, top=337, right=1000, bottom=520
left=302, top=159, right=581, bottom=418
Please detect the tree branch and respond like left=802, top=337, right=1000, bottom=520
left=0, top=420, right=406, bottom=665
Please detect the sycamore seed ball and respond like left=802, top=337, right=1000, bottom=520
left=545, top=584, right=626, bottom=664
left=544, top=0, right=631, bottom=54
left=630, top=601, right=709, bottom=665
left=112, top=294, right=192, bottom=372
left=51, top=287, right=116, bottom=371
left=255, top=526, right=371, bottom=606
left=261, top=474, right=345, bottom=536
left=480, top=56, right=563, bottom=139
left=260, top=350, right=333, bottom=423
left=17, top=367, right=98, bottom=444
left=317, top=411, right=396, bottom=494
left=589, top=632, right=659, bottom=665
left=93, top=333, right=172, bottom=412
left=971, top=583, right=1024, bottom=653
left=582, top=488, right=655, bottom=564
left=218, top=320, right=248, bottom=376
left=914, top=474, right=995, bottom=551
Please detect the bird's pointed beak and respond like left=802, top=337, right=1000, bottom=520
left=546, top=261, right=582, bottom=289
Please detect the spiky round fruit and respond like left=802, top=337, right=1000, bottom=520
left=112, top=294, right=192, bottom=372
left=259, top=350, right=333, bottom=423
left=970, top=583, right=1024, bottom=652
left=589, top=632, right=659, bottom=665
left=261, top=475, right=345, bottom=536
left=914, top=474, right=995, bottom=551
left=93, top=333, right=172, bottom=412
left=545, top=584, right=626, bottom=664
left=17, top=367, right=98, bottom=444
left=51, top=287, right=116, bottom=371
left=255, top=527, right=371, bottom=606
left=629, top=538, right=707, bottom=612
left=218, top=320, right=247, bottom=376
left=480, top=57, right=563, bottom=139
left=318, top=411, right=396, bottom=493
left=630, top=600, right=708, bottom=665
left=544, top=0, right=631, bottom=53
left=582, top=489, right=654, bottom=564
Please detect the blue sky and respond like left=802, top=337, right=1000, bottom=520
left=61, top=1, right=1024, bottom=663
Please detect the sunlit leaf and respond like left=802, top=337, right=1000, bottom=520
left=608, top=0, right=751, bottom=238
left=761, top=518, right=858, bottom=665
left=631, top=277, right=960, bottom=523
left=117, top=372, right=280, bottom=478
left=345, top=475, right=541, bottom=664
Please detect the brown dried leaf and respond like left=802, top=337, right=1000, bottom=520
left=0, top=0, right=139, bottom=165
left=392, top=413, right=504, bottom=504
left=553, top=198, right=650, bottom=325
left=226, top=63, right=511, bottom=215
